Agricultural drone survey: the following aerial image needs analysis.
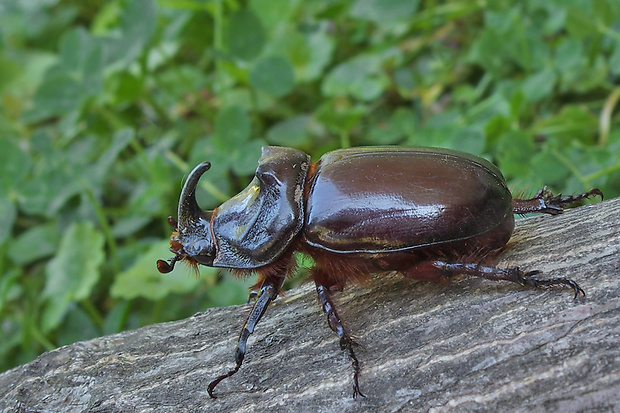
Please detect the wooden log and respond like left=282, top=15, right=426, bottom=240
left=1, top=197, right=619, bottom=413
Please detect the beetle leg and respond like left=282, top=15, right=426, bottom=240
left=246, top=290, right=258, bottom=304
left=512, top=186, right=603, bottom=215
left=315, top=282, right=366, bottom=399
left=207, top=274, right=285, bottom=398
left=420, top=260, right=585, bottom=299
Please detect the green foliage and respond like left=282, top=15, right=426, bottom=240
left=1, top=0, right=619, bottom=373
left=42, top=222, right=104, bottom=333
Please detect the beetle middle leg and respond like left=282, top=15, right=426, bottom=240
left=512, top=186, right=603, bottom=215
left=315, top=279, right=366, bottom=399
left=404, top=261, right=585, bottom=298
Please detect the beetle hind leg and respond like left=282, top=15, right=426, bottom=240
left=315, top=282, right=366, bottom=399
left=512, top=186, right=603, bottom=215
left=405, top=260, right=585, bottom=299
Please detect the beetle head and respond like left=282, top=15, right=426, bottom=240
left=157, top=162, right=216, bottom=273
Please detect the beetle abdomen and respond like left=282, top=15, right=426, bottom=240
left=304, top=147, right=514, bottom=253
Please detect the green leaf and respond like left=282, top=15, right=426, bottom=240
left=102, top=302, right=131, bottom=335
left=58, top=28, right=103, bottom=93
left=509, top=90, right=525, bottom=120
left=111, top=72, right=144, bottom=103
left=56, top=307, right=100, bottom=346
left=366, top=108, right=418, bottom=145
left=484, top=115, right=510, bottom=145
left=0, top=306, right=22, bottom=364
left=18, top=130, right=87, bottom=215
left=111, top=215, right=152, bottom=239
left=226, top=9, right=265, bottom=61
left=468, top=28, right=510, bottom=78
left=92, top=1, right=123, bottom=35
left=230, top=139, right=265, bottom=176
left=529, top=149, right=571, bottom=188
left=27, top=72, right=82, bottom=119
left=88, top=128, right=134, bottom=186
left=95, top=0, right=157, bottom=70
left=214, top=105, right=251, bottom=151
left=266, top=115, right=313, bottom=147
left=592, top=0, right=615, bottom=26
left=565, top=6, right=599, bottom=38
left=42, top=222, right=105, bottom=332
left=8, top=222, right=59, bottom=265
left=446, top=126, right=486, bottom=156
left=496, top=130, right=535, bottom=179
left=250, top=56, right=295, bottom=97
left=554, top=38, right=582, bottom=70
left=205, top=279, right=251, bottom=307
left=25, top=28, right=104, bottom=121
left=251, top=0, right=298, bottom=29
left=120, top=0, right=156, bottom=61
left=0, top=269, right=21, bottom=315
left=0, top=138, right=30, bottom=195
left=0, top=140, right=27, bottom=244
left=322, top=53, right=392, bottom=101
left=532, top=105, right=598, bottom=143
left=315, top=100, right=368, bottom=134
left=610, top=42, right=620, bottom=76
left=522, top=69, right=556, bottom=102
left=111, top=240, right=212, bottom=300
left=351, top=0, right=420, bottom=23
left=19, top=169, right=80, bottom=217
left=267, top=22, right=335, bottom=82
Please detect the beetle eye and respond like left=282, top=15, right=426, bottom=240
left=183, top=238, right=215, bottom=266
left=193, top=254, right=214, bottom=266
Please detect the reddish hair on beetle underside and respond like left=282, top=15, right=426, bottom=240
left=510, top=183, right=536, bottom=201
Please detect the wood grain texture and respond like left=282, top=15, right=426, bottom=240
left=1, top=197, right=619, bottom=413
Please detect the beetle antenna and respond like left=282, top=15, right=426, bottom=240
left=156, top=254, right=182, bottom=274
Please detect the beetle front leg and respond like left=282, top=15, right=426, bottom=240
left=207, top=274, right=285, bottom=398
left=315, top=282, right=366, bottom=399
left=410, top=260, right=585, bottom=299
left=512, top=186, right=603, bottom=215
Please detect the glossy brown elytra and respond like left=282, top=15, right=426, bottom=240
left=157, top=146, right=602, bottom=398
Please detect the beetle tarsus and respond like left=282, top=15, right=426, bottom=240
left=339, top=336, right=365, bottom=399
left=316, top=283, right=366, bottom=398
left=208, top=365, right=240, bottom=398
left=516, top=269, right=585, bottom=299
left=512, top=186, right=603, bottom=215
left=429, top=260, right=585, bottom=298
left=347, top=340, right=366, bottom=399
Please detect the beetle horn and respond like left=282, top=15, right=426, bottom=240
left=178, top=162, right=212, bottom=229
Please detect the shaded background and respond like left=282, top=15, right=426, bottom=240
left=0, top=0, right=619, bottom=373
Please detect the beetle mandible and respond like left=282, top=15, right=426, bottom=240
left=157, top=146, right=602, bottom=398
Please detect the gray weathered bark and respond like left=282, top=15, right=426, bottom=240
left=1, top=197, right=619, bottom=413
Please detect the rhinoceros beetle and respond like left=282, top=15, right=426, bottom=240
left=157, top=146, right=602, bottom=398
